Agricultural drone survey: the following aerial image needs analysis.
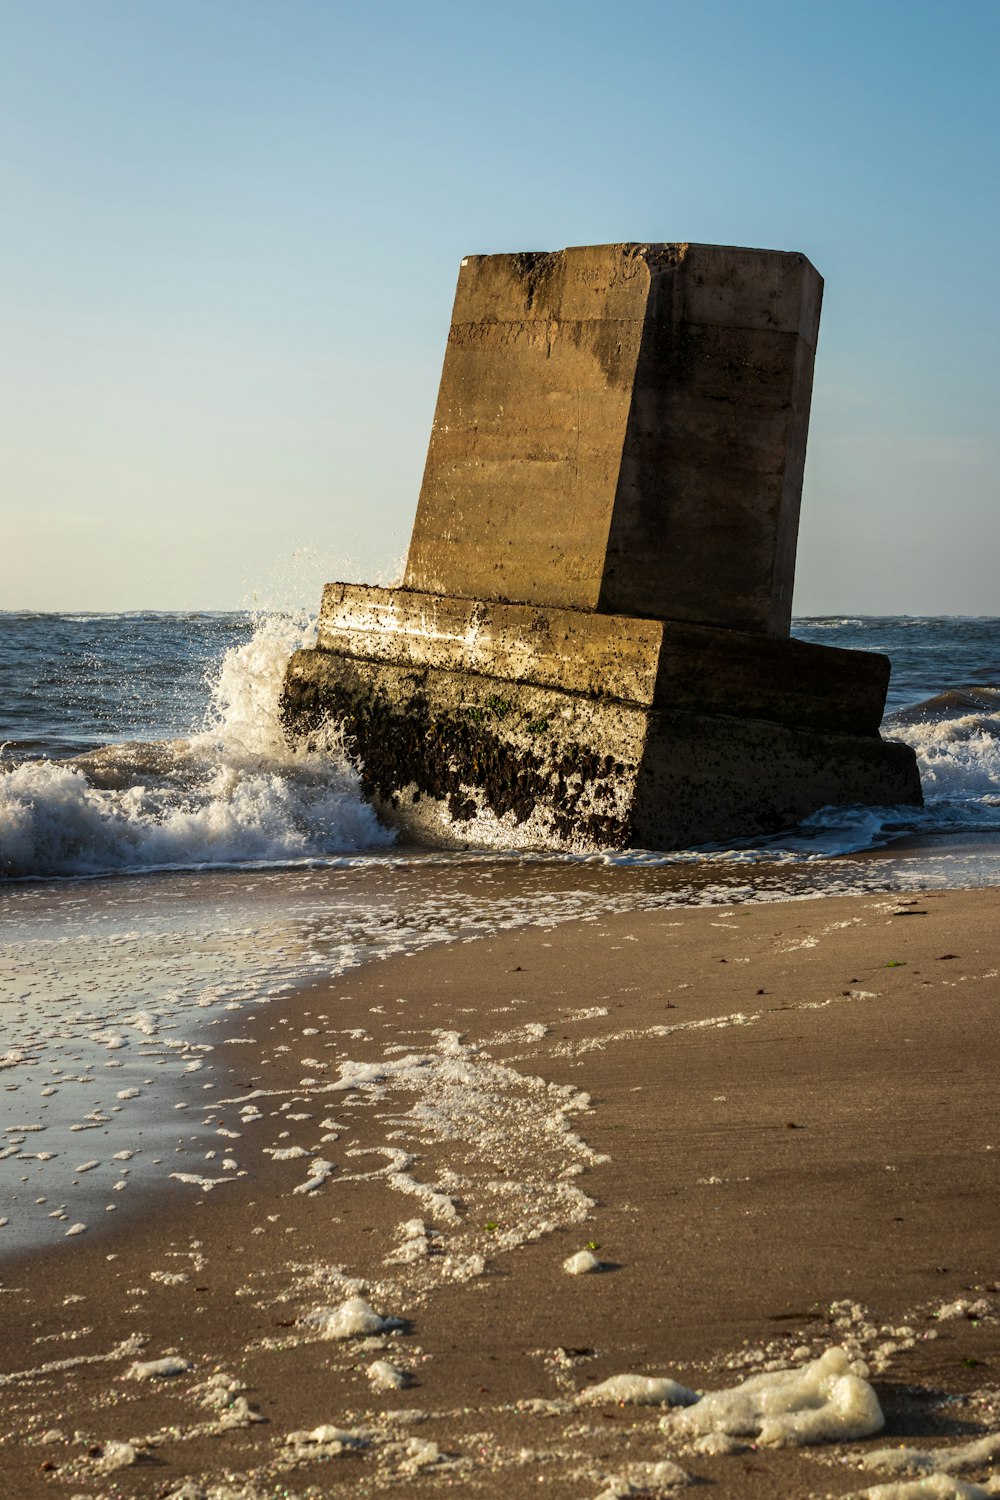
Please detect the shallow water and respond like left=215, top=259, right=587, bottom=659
left=2, top=610, right=999, bottom=1252
left=3, top=836, right=998, bottom=1255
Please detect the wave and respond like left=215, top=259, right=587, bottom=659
left=889, top=685, right=1000, bottom=723
left=0, top=614, right=394, bottom=879
left=729, top=686, right=1000, bottom=859
left=2, top=616, right=999, bottom=879
left=886, top=690, right=1000, bottom=805
left=793, top=616, right=868, bottom=629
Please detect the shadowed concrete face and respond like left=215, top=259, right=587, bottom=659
left=404, top=243, right=822, bottom=637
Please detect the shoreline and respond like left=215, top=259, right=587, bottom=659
left=1, top=885, right=999, bottom=1497
left=6, top=834, right=1000, bottom=1263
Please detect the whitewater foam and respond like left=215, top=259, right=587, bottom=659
left=0, top=613, right=394, bottom=878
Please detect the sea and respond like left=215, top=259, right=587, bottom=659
left=1, top=610, right=998, bottom=1251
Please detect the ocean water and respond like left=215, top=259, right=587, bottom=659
left=1, top=610, right=998, bottom=1252
left=1, top=610, right=999, bottom=879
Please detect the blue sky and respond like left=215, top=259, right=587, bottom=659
left=2, top=0, right=997, bottom=614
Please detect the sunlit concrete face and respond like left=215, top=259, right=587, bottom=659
left=404, top=242, right=822, bottom=637
left=315, top=583, right=890, bottom=735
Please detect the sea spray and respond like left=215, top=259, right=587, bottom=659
left=891, top=693, right=1000, bottom=804
left=195, top=610, right=318, bottom=764
left=0, top=612, right=394, bottom=878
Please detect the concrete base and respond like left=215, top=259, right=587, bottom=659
left=281, top=634, right=923, bottom=853
left=316, top=584, right=890, bottom=735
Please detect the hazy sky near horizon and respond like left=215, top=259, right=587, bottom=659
left=2, top=0, right=998, bottom=616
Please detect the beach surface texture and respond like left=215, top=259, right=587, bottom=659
left=2, top=886, right=999, bottom=1499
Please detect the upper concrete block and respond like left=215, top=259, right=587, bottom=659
left=452, top=243, right=821, bottom=343
left=403, top=242, right=822, bottom=636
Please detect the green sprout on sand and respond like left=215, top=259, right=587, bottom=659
left=484, top=1221, right=499, bottom=1232
left=885, top=960, right=907, bottom=967
left=586, top=1241, right=599, bottom=1251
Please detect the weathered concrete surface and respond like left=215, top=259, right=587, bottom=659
left=281, top=241, right=923, bottom=853
left=318, top=582, right=890, bottom=735
left=283, top=649, right=922, bottom=852
left=404, top=243, right=821, bottom=637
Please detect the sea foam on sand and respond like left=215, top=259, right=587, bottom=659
left=4, top=888, right=1000, bottom=1499
left=663, top=1346, right=885, bottom=1448
left=303, top=1295, right=400, bottom=1339
left=583, top=1347, right=884, bottom=1449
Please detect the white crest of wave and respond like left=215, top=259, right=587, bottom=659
left=0, top=613, right=395, bottom=879
left=894, top=711, right=1000, bottom=802
left=195, top=611, right=317, bottom=764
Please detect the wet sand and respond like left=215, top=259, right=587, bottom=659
left=2, top=885, right=999, bottom=1498
left=2, top=850, right=951, bottom=1261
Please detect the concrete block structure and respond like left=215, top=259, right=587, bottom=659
left=282, top=243, right=922, bottom=851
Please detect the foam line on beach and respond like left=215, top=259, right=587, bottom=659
left=0, top=859, right=946, bottom=1256
left=5, top=856, right=1000, bottom=1258
left=1, top=890, right=1000, bottom=1497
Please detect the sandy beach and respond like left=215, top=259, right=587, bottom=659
left=4, top=0, right=999, bottom=1490
left=0, top=883, right=998, bottom=1498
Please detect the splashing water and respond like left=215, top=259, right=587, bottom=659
left=1, top=612, right=999, bottom=878
left=0, top=613, right=394, bottom=878
left=893, top=697, right=1000, bottom=805
left=195, top=612, right=320, bottom=764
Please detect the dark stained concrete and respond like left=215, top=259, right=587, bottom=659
left=283, top=648, right=920, bottom=852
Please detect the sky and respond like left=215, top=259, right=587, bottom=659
left=1, top=0, right=997, bottom=616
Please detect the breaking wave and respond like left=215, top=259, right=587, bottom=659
left=890, top=688, right=1000, bottom=798
left=0, top=614, right=394, bottom=879
left=2, top=603, right=998, bottom=880
left=737, top=685, right=1000, bottom=860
